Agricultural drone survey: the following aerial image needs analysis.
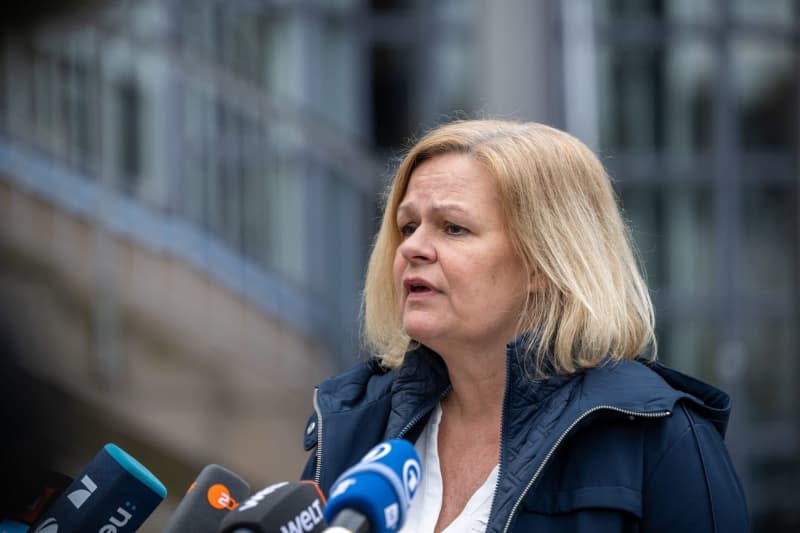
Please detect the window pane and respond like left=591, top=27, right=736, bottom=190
left=619, top=184, right=666, bottom=287
left=369, top=0, right=412, bottom=12
left=733, top=0, right=799, bottom=27
left=321, top=20, right=361, bottom=134
left=596, top=0, right=667, bottom=19
left=0, top=45, right=6, bottom=131
left=428, top=33, right=474, bottom=120
left=619, top=184, right=716, bottom=291
left=745, top=319, right=799, bottom=423
left=741, top=184, right=798, bottom=291
left=181, top=87, right=214, bottom=228
left=733, top=38, right=798, bottom=150
left=266, top=156, right=307, bottom=286
left=597, top=42, right=714, bottom=153
left=596, top=0, right=714, bottom=23
left=371, top=45, right=413, bottom=149
left=263, top=14, right=294, bottom=100
left=659, top=318, right=718, bottom=380
left=241, top=154, right=270, bottom=268
left=7, top=43, right=36, bottom=144
left=117, top=79, right=142, bottom=195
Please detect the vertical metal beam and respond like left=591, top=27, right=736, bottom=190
left=794, top=5, right=800, bottom=462
left=711, top=0, right=750, bottom=491
left=477, top=0, right=561, bottom=124
left=560, top=0, right=599, bottom=149
left=93, top=26, right=120, bottom=387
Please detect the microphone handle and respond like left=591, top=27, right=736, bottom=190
left=326, top=508, right=372, bottom=533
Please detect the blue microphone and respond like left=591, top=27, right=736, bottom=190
left=323, top=439, right=421, bottom=533
left=28, top=443, right=166, bottom=533
left=0, top=520, right=29, bottom=533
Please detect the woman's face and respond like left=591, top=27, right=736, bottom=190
left=392, top=153, right=529, bottom=357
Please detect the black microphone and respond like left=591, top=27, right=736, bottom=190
left=27, top=443, right=167, bottom=533
left=4, top=471, right=72, bottom=526
left=217, top=480, right=326, bottom=533
left=323, top=439, right=422, bottom=533
left=163, top=464, right=250, bottom=533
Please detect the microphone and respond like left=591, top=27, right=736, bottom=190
left=4, top=471, right=72, bottom=525
left=0, top=520, right=29, bottom=533
left=217, top=480, right=327, bottom=533
left=28, top=443, right=167, bottom=533
left=323, top=439, right=421, bottom=533
left=162, top=464, right=250, bottom=533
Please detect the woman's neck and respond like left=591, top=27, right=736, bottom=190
left=438, top=344, right=507, bottom=422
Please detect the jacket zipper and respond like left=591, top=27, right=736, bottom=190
left=487, top=350, right=514, bottom=525
left=500, top=405, right=671, bottom=533
left=396, top=385, right=452, bottom=439
left=312, top=387, right=324, bottom=484
left=314, top=384, right=451, bottom=483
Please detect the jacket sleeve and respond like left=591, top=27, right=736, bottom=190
left=642, top=404, right=749, bottom=532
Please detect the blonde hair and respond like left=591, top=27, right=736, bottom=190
left=363, top=119, right=655, bottom=375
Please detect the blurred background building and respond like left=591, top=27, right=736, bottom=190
left=0, top=0, right=796, bottom=530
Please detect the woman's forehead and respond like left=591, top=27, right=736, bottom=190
left=401, top=154, right=497, bottom=199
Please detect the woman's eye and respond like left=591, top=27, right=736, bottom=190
left=445, top=223, right=468, bottom=236
left=399, top=223, right=417, bottom=237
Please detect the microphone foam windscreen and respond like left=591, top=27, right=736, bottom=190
left=323, top=439, right=421, bottom=533
left=28, top=443, right=166, bottom=533
left=218, top=480, right=326, bottom=533
left=6, top=471, right=72, bottom=525
left=0, top=520, right=29, bottom=533
left=162, top=464, right=250, bottom=533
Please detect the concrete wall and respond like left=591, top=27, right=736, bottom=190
left=0, top=179, right=333, bottom=530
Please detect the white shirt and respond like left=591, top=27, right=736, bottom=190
left=400, top=403, right=499, bottom=533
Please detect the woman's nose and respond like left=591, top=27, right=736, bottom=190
left=398, top=225, right=436, bottom=263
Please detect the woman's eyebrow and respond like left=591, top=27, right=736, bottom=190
left=397, top=201, right=469, bottom=217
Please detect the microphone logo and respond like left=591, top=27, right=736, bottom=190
left=66, top=475, right=98, bottom=509
left=329, top=477, right=356, bottom=499
left=384, top=503, right=399, bottom=530
left=402, top=459, right=421, bottom=501
left=207, top=483, right=239, bottom=510
left=238, top=481, right=289, bottom=512
left=98, top=501, right=134, bottom=533
left=279, top=499, right=324, bottom=533
left=32, top=517, right=58, bottom=533
left=360, top=442, right=392, bottom=463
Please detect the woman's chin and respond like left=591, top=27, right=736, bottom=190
left=402, top=321, right=443, bottom=347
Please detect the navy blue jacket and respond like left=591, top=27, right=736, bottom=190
left=301, top=341, right=749, bottom=532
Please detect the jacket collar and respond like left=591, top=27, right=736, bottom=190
left=501, top=334, right=732, bottom=434
left=385, top=345, right=451, bottom=439
left=313, top=337, right=732, bottom=452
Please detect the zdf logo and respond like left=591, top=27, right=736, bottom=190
left=207, top=483, right=240, bottom=510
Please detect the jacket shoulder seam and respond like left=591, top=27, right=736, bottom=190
left=642, top=405, right=694, bottom=487
left=682, top=402, right=720, bottom=533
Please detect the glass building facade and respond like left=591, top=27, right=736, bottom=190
left=0, top=0, right=796, bottom=529
left=590, top=2, right=799, bottom=528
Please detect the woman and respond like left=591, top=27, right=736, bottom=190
left=301, top=120, right=748, bottom=532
